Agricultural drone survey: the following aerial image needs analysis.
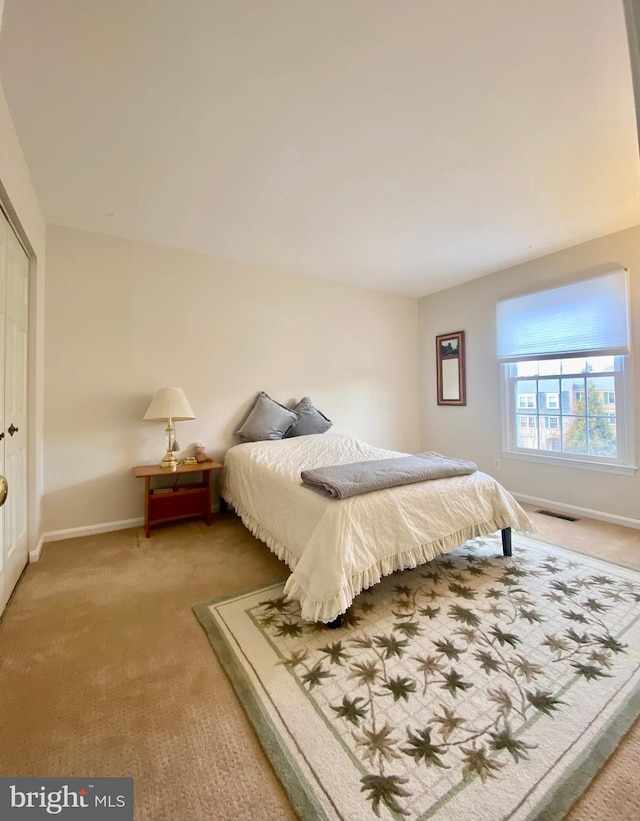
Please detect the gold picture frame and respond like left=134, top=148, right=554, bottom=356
left=436, top=330, right=466, bottom=406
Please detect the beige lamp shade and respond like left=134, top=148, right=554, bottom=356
left=143, top=388, right=195, bottom=421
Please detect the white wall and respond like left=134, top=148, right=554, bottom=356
left=419, top=225, right=640, bottom=526
left=43, top=225, right=420, bottom=534
left=0, top=76, right=46, bottom=552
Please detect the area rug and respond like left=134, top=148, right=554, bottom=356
left=194, top=533, right=640, bottom=821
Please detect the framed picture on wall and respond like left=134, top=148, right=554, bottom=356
left=436, top=330, right=466, bottom=406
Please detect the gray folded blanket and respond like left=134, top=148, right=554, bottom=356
left=300, top=452, right=477, bottom=499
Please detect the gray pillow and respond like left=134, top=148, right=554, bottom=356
left=285, top=397, right=332, bottom=437
left=236, top=392, right=299, bottom=442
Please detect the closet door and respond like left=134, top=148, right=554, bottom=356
left=0, top=212, right=6, bottom=613
left=0, top=208, right=29, bottom=615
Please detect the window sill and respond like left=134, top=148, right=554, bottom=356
left=502, top=450, right=637, bottom=477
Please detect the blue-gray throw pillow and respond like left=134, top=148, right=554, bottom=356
left=285, top=397, right=332, bottom=437
left=236, top=392, right=299, bottom=442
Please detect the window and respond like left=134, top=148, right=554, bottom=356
left=518, top=415, right=536, bottom=429
left=509, top=356, right=621, bottom=458
left=497, top=270, right=635, bottom=474
left=518, top=394, right=536, bottom=409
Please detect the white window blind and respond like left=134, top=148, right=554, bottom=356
left=496, top=270, right=630, bottom=362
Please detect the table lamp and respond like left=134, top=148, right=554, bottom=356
left=143, top=387, right=195, bottom=470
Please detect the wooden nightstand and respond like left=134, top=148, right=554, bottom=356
left=133, top=460, right=223, bottom=537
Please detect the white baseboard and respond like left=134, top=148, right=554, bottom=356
left=29, top=533, right=47, bottom=563
left=514, top=494, right=640, bottom=530
left=30, top=517, right=144, bottom=561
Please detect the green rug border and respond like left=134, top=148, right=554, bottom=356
left=527, top=685, right=640, bottom=821
left=193, top=580, right=332, bottom=821
left=194, top=535, right=640, bottom=821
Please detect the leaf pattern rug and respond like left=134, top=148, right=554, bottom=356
left=194, top=533, right=640, bottom=821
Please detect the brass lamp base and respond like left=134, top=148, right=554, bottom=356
left=160, top=451, right=178, bottom=471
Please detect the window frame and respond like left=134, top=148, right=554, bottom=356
left=501, top=355, right=636, bottom=476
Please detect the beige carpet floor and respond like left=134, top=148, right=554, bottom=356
left=0, top=505, right=638, bottom=821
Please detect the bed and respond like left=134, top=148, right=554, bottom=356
left=221, top=433, right=532, bottom=624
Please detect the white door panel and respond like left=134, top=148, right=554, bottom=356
left=0, top=213, right=6, bottom=613
left=0, top=209, right=29, bottom=615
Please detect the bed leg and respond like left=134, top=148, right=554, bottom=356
left=501, top=527, right=512, bottom=557
left=326, top=614, right=344, bottom=630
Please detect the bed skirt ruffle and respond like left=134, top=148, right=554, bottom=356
left=221, top=490, right=302, bottom=573
left=223, top=488, right=521, bottom=624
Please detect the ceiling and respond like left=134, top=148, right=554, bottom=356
left=1, top=0, right=639, bottom=297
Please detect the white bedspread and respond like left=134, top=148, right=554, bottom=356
left=222, top=434, right=532, bottom=623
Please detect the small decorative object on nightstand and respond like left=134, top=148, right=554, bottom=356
left=193, top=442, right=210, bottom=462
left=134, top=460, right=223, bottom=537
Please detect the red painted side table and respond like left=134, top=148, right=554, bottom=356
left=133, top=460, right=223, bottom=537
